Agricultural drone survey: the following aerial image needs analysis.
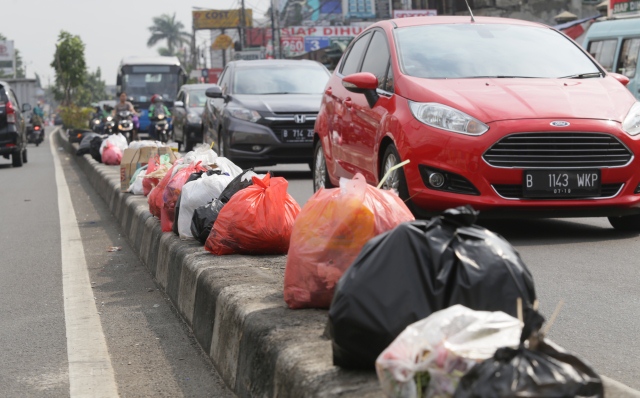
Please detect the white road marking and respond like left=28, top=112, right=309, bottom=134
left=50, top=129, right=119, bottom=397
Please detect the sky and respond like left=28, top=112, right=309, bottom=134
left=2, top=0, right=270, bottom=85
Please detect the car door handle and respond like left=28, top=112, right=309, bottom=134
left=325, top=87, right=332, bottom=96
left=344, top=97, right=352, bottom=108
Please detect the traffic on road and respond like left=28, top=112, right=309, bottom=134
left=2, top=1, right=640, bottom=397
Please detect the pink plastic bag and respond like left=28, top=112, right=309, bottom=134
left=102, top=142, right=123, bottom=165
left=161, top=162, right=206, bottom=232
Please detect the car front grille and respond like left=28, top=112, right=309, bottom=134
left=483, top=132, right=633, bottom=168
left=493, top=183, right=624, bottom=199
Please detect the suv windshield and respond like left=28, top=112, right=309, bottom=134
left=233, top=65, right=330, bottom=95
left=188, top=90, right=208, bottom=107
left=395, top=24, right=601, bottom=79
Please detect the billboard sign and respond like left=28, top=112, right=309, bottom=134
left=345, top=0, right=376, bottom=19
left=392, top=9, right=437, bottom=18
left=304, top=36, right=331, bottom=52
left=0, top=41, right=14, bottom=77
left=193, top=9, right=253, bottom=30
left=281, top=36, right=305, bottom=56
left=281, top=25, right=367, bottom=37
left=609, top=0, right=640, bottom=17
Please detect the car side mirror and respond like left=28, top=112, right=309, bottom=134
left=205, top=86, right=224, bottom=99
left=342, top=72, right=379, bottom=108
left=610, top=72, right=630, bottom=86
left=22, top=103, right=32, bottom=112
left=174, top=101, right=184, bottom=108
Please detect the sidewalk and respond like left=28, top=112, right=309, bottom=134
left=57, top=128, right=640, bottom=398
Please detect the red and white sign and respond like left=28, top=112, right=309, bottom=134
left=281, top=36, right=304, bottom=55
left=609, top=0, right=640, bottom=17
left=206, top=68, right=224, bottom=84
left=280, top=26, right=367, bottom=38
left=393, top=9, right=437, bottom=18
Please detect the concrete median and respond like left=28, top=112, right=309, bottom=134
left=56, top=128, right=640, bottom=398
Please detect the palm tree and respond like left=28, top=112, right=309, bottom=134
left=147, top=13, right=191, bottom=56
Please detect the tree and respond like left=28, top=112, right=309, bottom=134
left=50, top=31, right=87, bottom=105
left=75, top=67, right=108, bottom=107
left=147, top=13, right=191, bottom=56
left=0, top=33, right=25, bottom=78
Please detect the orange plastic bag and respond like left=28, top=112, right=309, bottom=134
left=161, top=162, right=206, bottom=232
left=283, top=173, right=414, bottom=309
left=205, top=173, right=301, bottom=255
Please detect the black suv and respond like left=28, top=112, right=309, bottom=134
left=0, top=81, right=29, bottom=167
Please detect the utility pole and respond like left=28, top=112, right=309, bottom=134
left=221, top=29, right=227, bottom=67
left=270, top=0, right=277, bottom=59
left=239, top=0, right=246, bottom=51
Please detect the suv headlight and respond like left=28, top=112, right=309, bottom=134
left=228, top=107, right=261, bottom=123
left=409, top=101, right=489, bottom=136
left=187, top=113, right=201, bottom=124
left=622, top=102, right=640, bottom=136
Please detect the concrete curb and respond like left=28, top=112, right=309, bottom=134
left=56, top=129, right=640, bottom=398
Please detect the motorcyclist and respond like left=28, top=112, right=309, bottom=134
left=113, top=92, right=138, bottom=140
left=148, top=94, right=171, bottom=140
left=32, top=101, right=44, bottom=126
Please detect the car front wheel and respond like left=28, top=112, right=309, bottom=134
left=608, top=215, right=640, bottom=232
left=313, top=139, right=334, bottom=192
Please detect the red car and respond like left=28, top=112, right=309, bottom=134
left=313, top=16, right=640, bottom=230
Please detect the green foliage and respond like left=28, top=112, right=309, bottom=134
left=58, top=105, right=93, bottom=130
left=75, top=67, right=108, bottom=107
left=50, top=31, right=87, bottom=106
left=147, top=13, right=191, bottom=56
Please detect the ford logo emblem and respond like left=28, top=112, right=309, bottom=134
left=550, top=121, right=570, bottom=127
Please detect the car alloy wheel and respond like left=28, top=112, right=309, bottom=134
left=313, top=140, right=333, bottom=191
left=218, top=130, right=226, bottom=157
left=380, top=144, right=412, bottom=205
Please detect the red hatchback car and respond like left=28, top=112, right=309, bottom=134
left=313, top=16, right=640, bottom=230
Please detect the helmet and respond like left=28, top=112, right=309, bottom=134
left=152, top=95, right=163, bottom=103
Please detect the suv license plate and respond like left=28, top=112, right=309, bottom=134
left=280, top=129, right=313, bottom=143
left=523, top=169, right=601, bottom=198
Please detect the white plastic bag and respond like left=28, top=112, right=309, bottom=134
left=128, top=140, right=167, bottom=149
left=183, top=144, right=218, bottom=166
left=127, top=165, right=148, bottom=195
left=211, top=157, right=242, bottom=177
left=177, top=173, right=235, bottom=239
left=375, top=305, right=522, bottom=398
left=99, top=133, right=128, bottom=155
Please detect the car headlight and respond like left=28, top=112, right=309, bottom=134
left=187, top=113, right=201, bottom=124
left=622, top=102, right=640, bottom=136
left=228, top=107, right=261, bottom=123
left=409, top=101, right=489, bottom=136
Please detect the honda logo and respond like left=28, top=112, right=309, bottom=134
left=294, top=114, right=306, bottom=124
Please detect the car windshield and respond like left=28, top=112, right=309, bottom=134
left=395, top=24, right=601, bottom=79
left=189, top=90, right=207, bottom=107
left=233, top=65, right=330, bottom=95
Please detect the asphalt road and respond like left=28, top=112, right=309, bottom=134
left=255, top=163, right=640, bottom=390
left=0, top=128, right=234, bottom=397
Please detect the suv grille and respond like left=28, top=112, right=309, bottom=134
left=493, top=183, right=624, bottom=199
left=483, top=133, right=633, bottom=168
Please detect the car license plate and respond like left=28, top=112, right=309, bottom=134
left=279, top=129, right=314, bottom=143
left=523, top=169, right=601, bottom=198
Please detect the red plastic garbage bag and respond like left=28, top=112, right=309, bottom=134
left=143, top=155, right=160, bottom=196
left=284, top=173, right=414, bottom=309
left=149, top=162, right=181, bottom=218
left=161, top=162, right=206, bottom=232
left=205, top=173, right=301, bottom=255
left=102, top=142, right=123, bottom=165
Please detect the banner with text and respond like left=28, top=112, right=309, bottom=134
left=193, top=9, right=253, bottom=30
left=0, top=41, right=15, bottom=76
left=392, top=9, right=437, bottom=18
left=609, top=0, right=640, bottom=17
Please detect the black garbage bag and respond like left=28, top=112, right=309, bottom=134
left=76, top=133, right=101, bottom=156
left=328, top=206, right=537, bottom=369
left=89, top=136, right=103, bottom=163
left=190, top=169, right=259, bottom=244
left=454, top=333, right=604, bottom=398
left=173, top=170, right=221, bottom=236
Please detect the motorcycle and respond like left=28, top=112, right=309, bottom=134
left=103, top=116, right=116, bottom=135
left=90, top=115, right=103, bottom=133
left=28, top=115, right=44, bottom=146
left=117, top=110, right=136, bottom=142
left=153, top=114, right=170, bottom=143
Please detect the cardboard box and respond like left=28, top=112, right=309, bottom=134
left=120, top=146, right=176, bottom=192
